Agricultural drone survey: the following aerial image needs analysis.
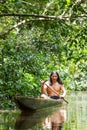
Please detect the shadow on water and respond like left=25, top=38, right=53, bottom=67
left=15, top=106, right=67, bottom=130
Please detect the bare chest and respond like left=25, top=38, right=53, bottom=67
left=47, top=82, right=61, bottom=96
left=51, top=83, right=61, bottom=91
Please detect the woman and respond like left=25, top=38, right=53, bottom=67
left=41, top=72, right=66, bottom=99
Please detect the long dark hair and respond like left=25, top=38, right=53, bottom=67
left=50, top=72, right=63, bottom=85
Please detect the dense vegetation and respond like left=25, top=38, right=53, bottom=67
left=0, top=0, right=87, bottom=109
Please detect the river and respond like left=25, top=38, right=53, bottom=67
left=0, top=92, right=87, bottom=130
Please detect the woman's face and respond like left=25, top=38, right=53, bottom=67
left=51, top=73, right=58, bottom=82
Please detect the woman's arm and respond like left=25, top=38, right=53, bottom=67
left=40, top=81, right=50, bottom=99
left=60, top=85, right=66, bottom=98
left=41, top=80, right=47, bottom=94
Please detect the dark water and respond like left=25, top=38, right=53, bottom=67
left=0, top=92, right=87, bottom=130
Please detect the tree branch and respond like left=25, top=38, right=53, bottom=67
left=0, top=20, right=26, bottom=39
left=0, top=12, right=87, bottom=39
left=0, top=13, right=64, bottom=20
left=0, top=18, right=63, bottom=39
left=0, top=13, right=87, bottom=19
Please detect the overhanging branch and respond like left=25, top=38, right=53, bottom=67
left=0, top=13, right=87, bottom=19
left=0, top=13, right=62, bottom=19
left=0, top=13, right=87, bottom=39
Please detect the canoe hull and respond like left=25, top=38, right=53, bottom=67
left=14, top=96, right=63, bottom=111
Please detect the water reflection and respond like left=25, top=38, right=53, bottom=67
left=15, top=106, right=67, bottom=130
left=15, top=111, right=35, bottom=130
left=42, top=107, right=66, bottom=130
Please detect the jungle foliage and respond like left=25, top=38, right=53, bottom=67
left=0, top=0, right=87, bottom=108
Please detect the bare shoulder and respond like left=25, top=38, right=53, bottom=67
left=60, top=84, right=65, bottom=89
left=60, top=84, right=66, bottom=91
left=61, top=84, right=64, bottom=87
left=43, top=80, right=50, bottom=89
left=45, top=80, right=50, bottom=86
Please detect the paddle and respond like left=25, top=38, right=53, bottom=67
left=45, top=83, right=68, bottom=104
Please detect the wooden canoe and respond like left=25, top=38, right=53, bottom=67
left=14, top=96, right=63, bottom=111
